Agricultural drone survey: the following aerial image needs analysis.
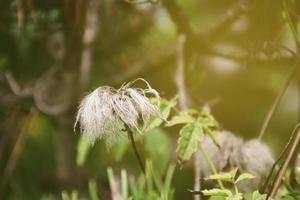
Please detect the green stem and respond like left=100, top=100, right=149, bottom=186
left=198, top=142, right=225, bottom=189
left=283, top=0, right=300, bottom=47
left=233, top=183, right=238, bottom=195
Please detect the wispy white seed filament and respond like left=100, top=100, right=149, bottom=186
left=74, top=79, right=161, bottom=146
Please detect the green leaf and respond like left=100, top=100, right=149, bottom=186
left=202, top=189, right=232, bottom=197
left=110, top=136, right=129, bottom=161
left=206, top=168, right=238, bottom=183
left=227, top=193, right=243, bottom=200
left=121, top=169, right=128, bottom=200
left=143, top=97, right=177, bottom=132
left=162, top=163, right=176, bottom=200
left=144, top=128, right=171, bottom=174
left=71, top=191, right=78, bottom=200
left=76, top=136, right=91, bottom=166
left=176, top=122, right=204, bottom=161
left=235, top=173, right=255, bottom=184
left=62, top=191, right=70, bottom=200
left=252, top=191, right=267, bottom=200
left=166, top=110, right=195, bottom=127
left=89, top=179, right=100, bottom=200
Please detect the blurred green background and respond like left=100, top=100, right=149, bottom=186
left=0, top=0, right=300, bottom=199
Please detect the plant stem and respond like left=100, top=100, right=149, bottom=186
left=258, top=59, right=299, bottom=140
left=198, top=142, right=225, bottom=189
left=233, top=183, right=239, bottom=195
left=261, top=123, right=300, bottom=193
left=125, top=126, right=145, bottom=174
left=269, top=127, right=300, bottom=198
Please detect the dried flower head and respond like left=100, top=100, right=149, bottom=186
left=237, top=139, right=274, bottom=191
left=74, top=78, right=161, bottom=146
left=197, top=130, right=244, bottom=177
left=197, top=131, right=274, bottom=191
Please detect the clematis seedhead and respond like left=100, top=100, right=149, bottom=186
left=197, top=131, right=274, bottom=191
left=74, top=78, right=162, bottom=146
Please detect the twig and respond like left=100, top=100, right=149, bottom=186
left=5, top=70, right=32, bottom=97
left=176, top=34, right=188, bottom=110
left=261, top=123, right=300, bottom=193
left=175, top=33, right=202, bottom=200
left=258, top=59, right=299, bottom=140
left=207, top=3, right=247, bottom=40
left=269, top=126, right=300, bottom=198
left=79, top=0, right=100, bottom=92
left=125, top=125, right=145, bottom=174
left=17, top=0, right=25, bottom=31
left=0, top=111, right=36, bottom=197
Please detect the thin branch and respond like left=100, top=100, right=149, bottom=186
left=0, top=111, right=36, bottom=197
left=17, top=0, right=25, bottom=31
left=261, top=123, right=300, bottom=193
left=175, top=33, right=202, bottom=200
left=176, top=34, right=188, bottom=110
left=269, top=126, right=300, bottom=198
left=206, top=3, right=247, bottom=40
left=258, top=59, right=299, bottom=140
left=79, top=0, right=100, bottom=92
left=5, top=70, right=32, bottom=97
left=125, top=125, right=145, bottom=174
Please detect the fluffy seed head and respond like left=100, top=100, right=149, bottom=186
left=74, top=78, right=161, bottom=146
left=237, top=139, right=274, bottom=191
left=197, top=131, right=274, bottom=191
left=197, top=130, right=244, bottom=177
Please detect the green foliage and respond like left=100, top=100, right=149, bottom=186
left=176, top=122, right=204, bottom=161
left=88, top=179, right=100, bottom=200
left=61, top=191, right=78, bottom=200
left=144, top=128, right=172, bottom=174
left=202, top=188, right=233, bottom=197
left=76, top=136, right=91, bottom=166
left=143, top=97, right=177, bottom=132
left=107, top=160, right=175, bottom=200
left=169, top=109, right=219, bottom=161
left=110, top=136, right=129, bottom=161
left=203, top=169, right=256, bottom=200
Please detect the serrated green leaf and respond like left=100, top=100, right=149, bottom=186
left=176, top=122, right=204, bottom=161
left=235, top=173, right=255, bottom=184
left=143, top=97, right=177, bottom=132
left=166, top=110, right=195, bottom=127
left=206, top=168, right=237, bottom=183
left=76, top=136, right=91, bottom=166
left=202, top=189, right=232, bottom=197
